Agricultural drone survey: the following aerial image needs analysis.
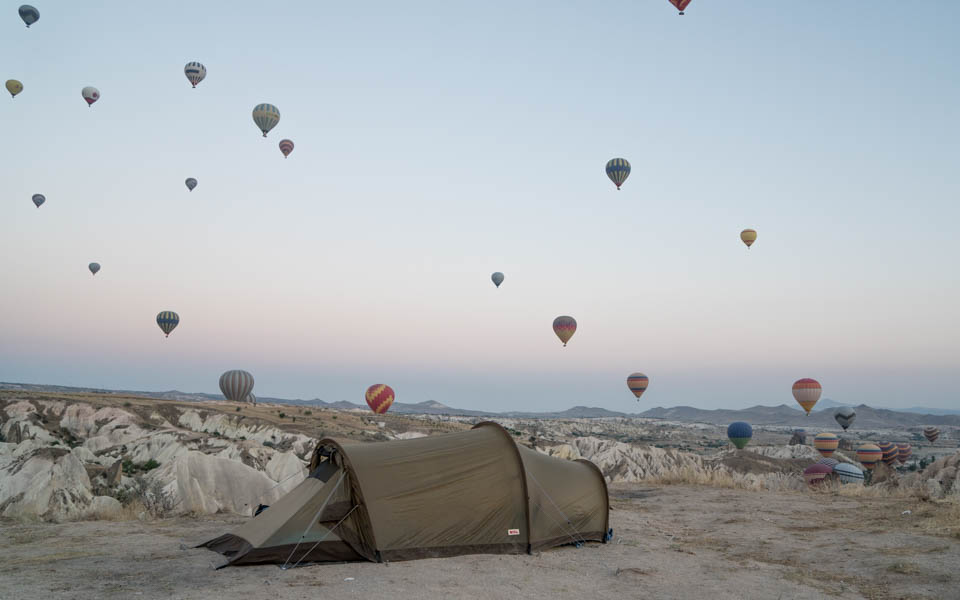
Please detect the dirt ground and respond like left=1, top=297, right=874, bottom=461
left=2, top=484, right=957, bottom=600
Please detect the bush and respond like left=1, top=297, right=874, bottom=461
left=263, top=440, right=276, bottom=449
left=279, top=412, right=286, bottom=419
left=143, top=459, right=160, bottom=471
left=304, top=410, right=312, bottom=416
left=235, top=406, right=241, bottom=412
left=123, top=402, right=132, bottom=408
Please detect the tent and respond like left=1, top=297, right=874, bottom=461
left=201, top=421, right=609, bottom=567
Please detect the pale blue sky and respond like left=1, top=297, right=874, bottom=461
left=3, top=1, right=958, bottom=411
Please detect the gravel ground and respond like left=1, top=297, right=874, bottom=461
left=2, top=483, right=958, bottom=600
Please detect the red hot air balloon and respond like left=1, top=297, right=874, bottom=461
left=803, top=464, right=833, bottom=486
left=792, top=378, right=822, bottom=415
left=279, top=139, right=294, bottom=158
left=668, top=0, right=692, bottom=15
left=365, top=384, right=395, bottom=414
left=552, top=316, right=577, bottom=347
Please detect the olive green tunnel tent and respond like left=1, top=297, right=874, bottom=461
left=200, top=421, right=610, bottom=567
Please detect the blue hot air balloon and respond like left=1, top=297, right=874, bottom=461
left=156, top=311, right=180, bottom=337
left=605, top=158, right=631, bottom=190
left=727, top=421, right=753, bottom=449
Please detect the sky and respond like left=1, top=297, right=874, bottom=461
left=2, top=1, right=958, bottom=412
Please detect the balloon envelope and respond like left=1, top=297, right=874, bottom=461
left=32, top=194, right=45, bottom=208
left=605, top=158, right=631, bottom=190
left=814, top=432, right=840, bottom=458
left=727, top=421, right=753, bottom=450
left=856, top=444, right=882, bottom=470
left=279, top=139, right=294, bottom=158
left=156, top=311, right=179, bottom=337
left=627, top=373, right=649, bottom=400
left=792, top=378, right=821, bottom=415
left=6, top=79, right=23, bottom=97
left=252, top=103, right=280, bottom=137
left=803, top=464, right=833, bottom=486
left=833, top=462, right=864, bottom=485
left=834, top=407, right=856, bottom=430
left=552, top=316, right=577, bottom=346
left=19, top=5, right=39, bottom=27
left=740, top=229, right=757, bottom=248
left=491, top=272, right=504, bottom=288
left=668, top=0, right=692, bottom=14
left=816, top=457, right=839, bottom=469
left=877, top=441, right=899, bottom=466
left=88, top=262, right=100, bottom=275
left=365, top=384, right=395, bottom=414
left=185, top=178, right=197, bottom=191
left=896, top=443, right=911, bottom=463
left=219, top=370, right=255, bottom=403
left=82, top=86, right=100, bottom=106
left=923, top=427, right=940, bottom=443
left=184, top=62, right=206, bottom=88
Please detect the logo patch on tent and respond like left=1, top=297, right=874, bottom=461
left=507, top=529, right=520, bottom=536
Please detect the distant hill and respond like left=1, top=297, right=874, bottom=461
left=2, top=381, right=957, bottom=427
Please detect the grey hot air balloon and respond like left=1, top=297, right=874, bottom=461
left=88, top=262, right=101, bottom=275
left=491, top=272, right=504, bottom=288
left=244, top=392, right=257, bottom=405
left=32, top=194, right=45, bottom=208
left=834, top=406, right=856, bottom=431
left=219, top=370, right=255, bottom=403
left=19, top=5, right=39, bottom=27
left=185, top=177, right=197, bottom=191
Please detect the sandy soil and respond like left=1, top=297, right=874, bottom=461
left=2, top=484, right=957, bottom=600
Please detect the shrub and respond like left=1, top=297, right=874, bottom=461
left=304, top=410, right=312, bottom=416
left=143, top=459, right=160, bottom=471
left=278, top=412, right=286, bottom=419
left=263, top=440, right=276, bottom=449
left=235, top=406, right=241, bottom=412
left=123, top=402, right=132, bottom=408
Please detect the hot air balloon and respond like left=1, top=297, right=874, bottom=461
left=740, top=229, right=757, bottom=248
left=923, top=427, right=940, bottom=443
left=184, top=62, right=206, bottom=88
left=156, top=311, right=179, bottom=337
left=605, top=158, right=630, bottom=190
left=803, top=464, right=833, bottom=486
left=82, top=86, right=100, bottom=106
left=727, top=421, right=753, bottom=450
left=252, top=103, right=280, bottom=137
left=856, top=443, right=882, bottom=470
left=6, top=79, right=23, bottom=98
left=491, top=272, right=504, bottom=288
left=88, top=262, right=100, bottom=275
left=668, top=0, right=692, bottom=15
left=816, top=457, right=839, bottom=469
left=219, top=370, right=255, bottom=403
left=792, top=378, right=821, bottom=415
left=185, top=178, right=197, bottom=191
left=244, top=392, right=257, bottom=405
left=833, top=463, right=864, bottom=485
left=877, top=441, right=899, bottom=466
left=18, top=5, right=39, bottom=27
left=365, top=384, right=394, bottom=414
left=834, top=406, right=856, bottom=431
left=896, top=443, right=911, bottom=463
left=279, top=139, right=294, bottom=158
left=814, top=432, right=840, bottom=458
left=552, top=316, right=577, bottom=346
left=32, top=194, right=45, bottom=208
left=627, top=373, right=649, bottom=400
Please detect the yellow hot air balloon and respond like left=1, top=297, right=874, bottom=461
left=740, top=229, right=757, bottom=248
left=6, top=79, right=23, bottom=98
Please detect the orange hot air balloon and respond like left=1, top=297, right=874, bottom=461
left=792, top=378, right=821, bottom=415
left=740, top=229, right=757, bottom=248
left=552, top=316, right=577, bottom=347
left=365, top=384, right=395, bottom=414
left=814, top=432, right=840, bottom=458
left=856, top=443, right=882, bottom=470
left=627, top=373, right=649, bottom=400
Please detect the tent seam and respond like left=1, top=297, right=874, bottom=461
left=471, top=422, right=533, bottom=555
